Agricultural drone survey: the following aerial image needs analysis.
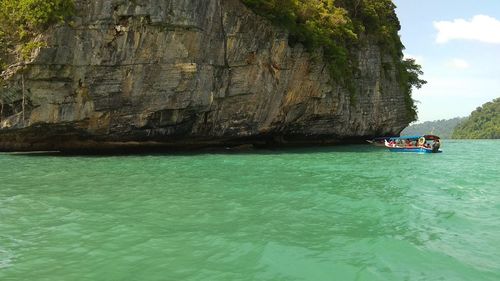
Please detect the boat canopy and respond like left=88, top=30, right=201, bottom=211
left=371, top=136, right=399, bottom=141
left=389, top=135, right=441, bottom=141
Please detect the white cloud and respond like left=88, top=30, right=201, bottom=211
left=449, top=58, right=470, bottom=70
left=434, top=15, right=500, bottom=44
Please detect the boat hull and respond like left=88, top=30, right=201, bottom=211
left=388, top=147, right=442, bottom=153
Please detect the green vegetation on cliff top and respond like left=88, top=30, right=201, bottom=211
left=452, top=98, right=500, bottom=139
left=0, top=0, right=74, bottom=69
left=242, top=0, right=426, bottom=121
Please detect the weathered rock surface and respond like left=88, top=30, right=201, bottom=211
left=0, top=0, right=410, bottom=152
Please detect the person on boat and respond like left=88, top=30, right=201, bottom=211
left=396, top=139, right=403, bottom=147
left=405, top=139, right=412, bottom=147
left=432, top=139, right=441, bottom=153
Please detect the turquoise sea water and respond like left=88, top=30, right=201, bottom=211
left=0, top=140, right=499, bottom=281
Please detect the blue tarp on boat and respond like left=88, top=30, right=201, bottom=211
left=389, top=135, right=441, bottom=141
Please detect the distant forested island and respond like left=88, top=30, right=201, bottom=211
left=403, top=98, right=500, bottom=139
left=453, top=98, right=500, bottom=139
left=401, top=117, right=466, bottom=139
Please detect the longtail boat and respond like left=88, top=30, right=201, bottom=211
left=384, top=135, right=442, bottom=153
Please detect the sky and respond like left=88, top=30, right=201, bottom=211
left=393, top=0, right=500, bottom=122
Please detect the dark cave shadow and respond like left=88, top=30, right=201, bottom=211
left=1, top=144, right=384, bottom=158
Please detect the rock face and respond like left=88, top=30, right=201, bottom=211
left=0, top=0, right=410, bottom=151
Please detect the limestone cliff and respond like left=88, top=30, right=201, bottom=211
left=0, top=0, right=411, bottom=151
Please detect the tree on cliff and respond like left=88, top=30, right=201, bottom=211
left=452, top=98, right=500, bottom=139
left=399, top=58, right=426, bottom=121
